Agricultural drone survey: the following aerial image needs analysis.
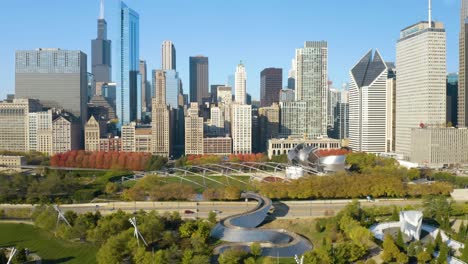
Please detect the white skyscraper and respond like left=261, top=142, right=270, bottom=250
left=294, top=41, right=328, bottom=138
left=231, top=104, right=252, bottom=154
left=162, top=40, right=176, bottom=71
left=396, top=20, right=446, bottom=159
left=235, top=62, right=247, bottom=104
left=349, top=49, right=388, bottom=153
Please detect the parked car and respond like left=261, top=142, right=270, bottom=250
left=184, top=210, right=195, bottom=214
left=212, top=210, right=222, bottom=214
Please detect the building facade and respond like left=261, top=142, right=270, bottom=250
left=52, top=116, right=80, bottom=154
left=15, top=49, right=88, bottom=127
left=85, top=116, right=101, bottom=151
left=260, top=68, right=282, bottom=107
left=267, top=137, right=342, bottom=159
left=162, top=40, right=176, bottom=71
left=459, top=0, right=468, bottom=127
left=231, top=104, right=252, bottom=154
left=396, top=21, right=447, bottom=159
left=235, top=62, right=247, bottom=105
left=258, top=103, right=280, bottom=152
left=189, top=56, right=209, bottom=104
left=295, top=41, right=328, bottom=137
left=203, top=137, right=232, bottom=155
left=185, top=103, right=204, bottom=155
left=447, top=73, right=459, bottom=127
left=349, top=49, right=388, bottom=153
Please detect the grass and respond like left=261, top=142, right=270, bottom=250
left=0, top=223, right=97, bottom=264
left=261, top=218, right=325, bottom=246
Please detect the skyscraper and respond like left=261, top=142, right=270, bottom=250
left=232, top=104, right=252, bottom=154
left=293, top=41, right=328, bottom=137
left=459, top=0, right=468, bottom=127
left=288, top=59, right=296, bottom=90
left=92, top=0, right=111, bottom=84
left=116, top=2, right=139, bottom=126
left=258, top=103, right=280, bottom=152
left=386, top=65, right=396, bottom=152
left=447, top=73, right=459, bottom=127
left=396, top=21, right=446, bottom=159
left=185, top=103, right=204, bottom=155
left=15, top=49, right=88, bottom=127
left=349, top=49, right=388, bottom=153
left=151, top=71, right=171, bottom=157
left=235, top=62, right=247, bottom=104
left=260, top=68, right=282, bottom=107
left=189, top=56, right=209, bottom=104
left=139, top=60, right=151, bottom=113
left=162, top=41, right=176, bottom=70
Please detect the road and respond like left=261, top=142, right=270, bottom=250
left=0, top=199, right=421, bottom=219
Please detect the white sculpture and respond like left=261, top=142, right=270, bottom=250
left=399, top=211, right=423, bottom=241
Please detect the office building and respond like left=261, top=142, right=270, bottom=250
left=288, top=59, right=296, bottom=90
left=30, top=110, right=53, bottom=154
left=280, top=89, right=295, bottom=103
left=447, top=73, right=459, bottom=127
left=217, top=86, right=232, bottom=105
left=267, top=137, right=341, bottom=159
left=208, top=106, right=224, bottom=136
left=162, top=40, right=176, bottom=70
left=235, top=62, right=247, bottom=104
left=99, top=136, right=121, bottom=152
left=0, top=156, right=26, bottom=172
left=15, top=49, right=88, bottom=127
left=258, top=103, right=280, bottom=152
left=231, top=104, right=252, bottom=154
left=85, top=116, right=101, bottom=151
left=116, top=2, right=139, bottom=126
left=459, top=0, right=468, bottom=127
left=185, top=103, right=204, bottom=155
left=349, top=49, right=388, bottom=153
left=260, top=68, right=282, bottom=107
left=121, top=122, right=136, bottom=152
left=189, top=56, right=209, bottom=104
left=211, top=84, right=224, bottom=103
left=135, top=126, right=152, bottom=153
left=92, top=0, right=111, bottom=84
left=280, top=101, right=309, bottom=137
left=411, top=128, right=468, bottom=167
left=52, top=115, right=80, bottom=154
left=386, top=65, right=396, bottom=152
left=165, top=70, right=181, bottom=109
left=139, top=60, right=151, bottom=113
left=333, top=102, right=349, bottom=140
left=151, top=96, right=171, bottom=158
left=0, top=99, right=41, bottom=152
left=295, top=41, right=328, bottom=137
left=396, top=21, right=447, bottom=159
left=203, top=137, right=232, bottom=155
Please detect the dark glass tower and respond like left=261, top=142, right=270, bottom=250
left=260, top=68, right=282, bottom=107
left=92, top=0, right=112, bottom=83
left=189, top=56, right=209, bottom=105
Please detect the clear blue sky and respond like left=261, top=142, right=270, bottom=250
left=0, top=0, right=460, bottom=101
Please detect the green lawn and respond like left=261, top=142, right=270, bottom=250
left=0, top=223, right=97, bottom=264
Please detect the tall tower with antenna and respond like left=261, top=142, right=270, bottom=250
left=92, top=0, right=112, bottom=84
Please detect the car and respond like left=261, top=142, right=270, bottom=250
left=184, top=210, right=195, bottom=214
left=212, top=210, right=222, bottom=214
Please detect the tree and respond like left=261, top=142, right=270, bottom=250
left=208, top=211, right=217, bottom=224
left=382, top=234, right=400, bottom=263
left=396, top=229, right=406, bottom=251
left=407, top=168, right=421, bottom=180
left=250, top=242, right=262, bottom=259
left=390, top=206, right=400, bottom=221
left=13, top=248, right=27, bottom=264
left=0, top=249, right=7, bottom=264
left=192, top=255, right=210, bottom=264
left=181, top=249, right=194, bottom=264
left=416, top=251, right=432, bottom=264
left=105, top=182, right=119, bottom=195
left=223, top=186, right=241, bottom=200
left=244, top=257, right=256, bottom=264
left=461, top=239, right=468, bottom=262
left=435, top=231, right=443, bottom=251
left=96, top=231, right=133, bottom=264
left=458, top=222, right=467, bottom=241
left=218, top=248, right=248, bottom=264
left=437, top=243, right=449, bottom=264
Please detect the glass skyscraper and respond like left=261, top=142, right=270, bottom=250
left=165, top=70, right=181, bottom=109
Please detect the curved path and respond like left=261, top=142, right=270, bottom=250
left=210, top=192, right=312, bottom=257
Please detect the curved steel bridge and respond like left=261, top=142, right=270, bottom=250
left=210, top=192, right=312, bottom=257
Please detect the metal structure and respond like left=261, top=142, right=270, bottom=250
left=294, top=255, right=304, bottom=264
left=6, top=248, right=17, bottom=264
left=211, top=192, right=312, bottom=257
left=53, top=204, right=71, bottom=227
left=129, top=217, right=148, bottom=247
left=287, top=144, right=346, bottom=173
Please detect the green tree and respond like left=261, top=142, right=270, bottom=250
left=244, top=257, right=256, bottom=264
left=96, top=230, right=133, bottom=264
left=396, top=229, right=406, bottom=251
left=250, top=242, right=262, bottom=259
left=218, top=248, right=248, bottom=264
left=437, top=243, right=449, bottom=264
left=208, top=211, right=217, bottom=224
left=407, top=168, right=421, bottom=180
left=416, top=251, right=432, bottom=264
left=458, top=222, right=467, bottom=241
left=390, top=206, right=400, bottom=221
left=192, top=255, right=210, bottom=264
left=181, top=249, right=194, bottom=264
left=461, top=239, right=468, bottom=262
left=223, top=186, right=241, bottom=200
left=382, top=234, right=400, bottom=263
left=105, top=182, right=119, bottom=195
left=435, top=231, right=443, bottom=251
left=396, top=252, right=409, bottom=264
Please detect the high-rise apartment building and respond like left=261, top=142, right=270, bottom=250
left=349, top=49, right=388, bottom=153
left=185, top=103, right=204, bottom=155
left=260, top=68, right=282, bottom=107
left=396, top=21, right=446, bottom=159
left=386, top=66, right=397, bottom=152
left=459, top=0, right=468, bottom=127
left=116, top=2, right=139, bottom=126
left=333, top=102, right=349, bottom=140
left=15, top=49, right=88, bottom=127
left=279, top=101, right=309, bottom=137
left=162, top=41, right=176, bottom=71
left=294, top=41, right=328, bottom=137
left=189, top=56, right=209, bottom=104
left=235, top=62, right=247, bottom=105
left=92, top=0, right=112, bottom=84
left=231, top=104, right=252, bottom=154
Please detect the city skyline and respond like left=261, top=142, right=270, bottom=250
left=0, top=0, right=459, bottom=101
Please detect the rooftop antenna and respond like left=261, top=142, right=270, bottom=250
left=53, top=205, right=71, bottom=227
left=129, top=217, right=148, bottom=247
left=428, top=0, right=432, bottom=28
left=7, top=248, right=17, bottom=264
left=99, top=0, right=105, bottom=19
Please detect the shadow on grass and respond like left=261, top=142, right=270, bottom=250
left=0, top=240, right=24, bottom=247
left=262, top=202, right=290, bottom=225
left=42, top=256, right=75, bottom=264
